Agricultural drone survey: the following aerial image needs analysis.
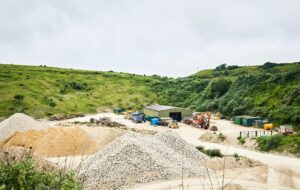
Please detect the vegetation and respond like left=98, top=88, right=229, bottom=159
left=257, top=134, right=300, bottom=155
left=0, top=64, right=158, bottom=118
left=237, top=137, right=246, bottom=145
left=0, top=157, right=80, bottom=189
left=1, top=62, right=299, bottom=127
left=196, top=146, right=223, bottom=157
left=151, top=62, right=300, bottom=130
left=218, top=133, right=227, bottom=142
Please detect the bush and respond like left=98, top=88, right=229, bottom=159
left=196, top=146, right=223, bottom=157
left=205, top=149, right=223, bottom=157
left=14, top=94, right=24, bottom=101
left=218, top=133, right=226, bottom=141
left=257, top=135, right=281, bottom=151
left=0, top=157, right=80, bottom=189
left=238, top=137, right=246, bottom=145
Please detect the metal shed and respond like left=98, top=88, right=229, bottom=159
left=143, top=105, right=192, bottom=122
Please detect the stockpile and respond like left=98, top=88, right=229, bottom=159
left=78, top=131, right=206, bottom=190
left=1, top=127, right=97, bottom=157
left=0, top=113, right=48, bottom=140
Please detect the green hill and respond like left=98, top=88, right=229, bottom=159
left=0, top=64, right=158, bottom=118
left=0, top=62, right=300, bottom=129
left=152, top=62, right=300, bottom=128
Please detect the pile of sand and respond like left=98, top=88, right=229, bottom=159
left=0, top=113, right=48, bottom=140
left=1, top=127, right=96, bottom=157
left=0, top=126, right=124, bottom=157
left=204, top=156, right=263, bottom=170
left=199, top=132, right=229, bottom=143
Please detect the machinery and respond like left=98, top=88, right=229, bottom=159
left=263, top=123, right=273, bottom=130
left=193, top=112, right=211, bottom=129
left=123, top=111, right=133, bottom=120
left=168, top=120, right=179, bottom=129
left=132, top=112, right=143, bottom=123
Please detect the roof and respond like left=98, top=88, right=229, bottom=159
left=144, top=105, right=177, bottom=111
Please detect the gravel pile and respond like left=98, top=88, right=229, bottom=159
left=78, top=131, right=206, bottom=190
left=0, top=113, right=48, bottom=140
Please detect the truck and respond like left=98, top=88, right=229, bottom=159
left=132, top=112, right=143, bottom=123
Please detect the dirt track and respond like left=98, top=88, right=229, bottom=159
left=46, top=113, right=300, bottom=190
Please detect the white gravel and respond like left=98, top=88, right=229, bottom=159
left=78, top=131, right=206, bottom=190
left=0, top=113, right=48, bottom=140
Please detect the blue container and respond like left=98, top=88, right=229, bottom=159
left=151, top=118, right=160, bottom=126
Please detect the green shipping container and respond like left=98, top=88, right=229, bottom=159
left=242, top=117, right=260, bottom=127
left=234, top=117, right=243, bottom=125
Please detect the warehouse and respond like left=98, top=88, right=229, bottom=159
left=143, top=105, right=192, bottom=122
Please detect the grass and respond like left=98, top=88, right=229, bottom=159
left=257, top=134, right=300, bottom=155
left=196, top=146, right=223, bottom=158
left=0, top=64, right=158, bottom=118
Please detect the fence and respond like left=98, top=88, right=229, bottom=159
left=239, top=130, right=275, bottom=138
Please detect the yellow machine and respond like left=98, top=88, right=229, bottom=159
left=168, top=121, right=179, bottom=129
left=263, top=123, right=273, bottom=130
left=123, top=111, right=133, bottom=119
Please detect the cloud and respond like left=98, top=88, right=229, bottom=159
left=0, top=0, right=299, bottom=76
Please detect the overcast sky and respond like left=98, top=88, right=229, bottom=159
left=0, top=0, right=299, bottom=77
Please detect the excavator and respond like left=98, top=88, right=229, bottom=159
left=193, top=112, right=211, bottom=129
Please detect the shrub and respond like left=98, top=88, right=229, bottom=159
left=233, top=153, right=240, bottom=161
left=196, top=146, right=223, bottom=158
left=204, top=149, right=223, bottom=157
left=0, top=157, right=80, bottom=189
left=218, top=133, right=226, bottom=141
left=237, top=137, right=246, bottom=144
left=257, top=135, right=281, bottom=151
left=14, top=94, right=24, bottom=101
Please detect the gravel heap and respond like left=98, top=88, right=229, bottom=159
left=78, top=131, right=206, bottom=190
left=0, top=113, right=48, bottom=140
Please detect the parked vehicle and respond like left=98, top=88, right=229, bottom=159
left=132, top=112, right=143, bottom=123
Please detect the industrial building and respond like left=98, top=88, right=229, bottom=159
left=143, top=105, right=192, bottom=122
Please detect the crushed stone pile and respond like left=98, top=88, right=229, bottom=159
left=1, top=127, right=97, bottom=157
left=0, top=113, right=48, bottom=140
left=78, top=131, right=206, bottom=190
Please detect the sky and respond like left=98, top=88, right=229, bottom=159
left=0, top=0, right=300, bottom=77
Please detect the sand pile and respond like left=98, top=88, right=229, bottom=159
left=204, top=156, right=263, bottom=170
left=78, top=131, right=206, bottom=190
left=199, top=132, right=229, bottom=143
left=0, top=113, right=48, bottom=140
left=1, top=127, right=97, bottom=157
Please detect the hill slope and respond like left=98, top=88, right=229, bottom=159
left=0, top=63, right=300, bottom=129
left=0, top=64, right=158, bottom=118
left=152, top=62, right=300, bottom=128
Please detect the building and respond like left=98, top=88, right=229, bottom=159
left=143, top=105, right=192, bottom=122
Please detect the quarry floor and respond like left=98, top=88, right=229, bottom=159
left=46, top=113, right=300, bottom=190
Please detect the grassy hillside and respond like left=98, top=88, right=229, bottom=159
left=0, top=62, right=300, bottom=129
left=151, top=62, right=300, bottom=129
left=0, top=64, right=158, bottom=118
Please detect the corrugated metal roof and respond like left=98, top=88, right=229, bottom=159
left=144, top=105, right=177, bottom=111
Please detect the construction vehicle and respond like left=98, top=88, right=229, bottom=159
left=132, top=112, right=143, bottom=123
left=159, top=117, right=173, bottom=126
left=123, top=111, right=133, bottom=120
left=263, top=123, right=273, bottom=130
left=193, top=112, right=211, bottom=129
left=168, top=120, right=179, bottom=129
